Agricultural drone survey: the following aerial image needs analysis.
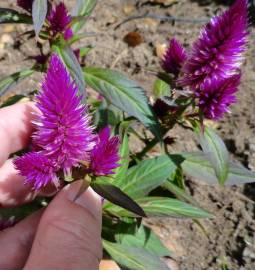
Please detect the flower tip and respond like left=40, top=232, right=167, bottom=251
left=90, top=126, right=120, bottom=176
left=161, top=38, right=187, bottom=76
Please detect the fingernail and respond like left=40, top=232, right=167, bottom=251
left=64, top=181, right=102, bottom=220
left=65, top=182, right=88, bottom=209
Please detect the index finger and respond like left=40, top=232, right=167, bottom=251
left=0, top=102, right=37, bottom=166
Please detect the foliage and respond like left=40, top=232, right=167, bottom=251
left=0, top=0, right=254, bottom=269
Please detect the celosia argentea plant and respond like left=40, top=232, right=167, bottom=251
left=1, top=0, right=255, bottom=269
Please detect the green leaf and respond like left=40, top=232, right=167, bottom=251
left=72, top=0, right=98, bottom=32
left=32, top=0, right=48, bottom=36
left=83, top=67, right=162, bottom=140
left=91, top=182, right=146, bottom=217
left=111, top=133, right=129, bottom=186
left=0, top=8, right=32, bottom=24
left=153, top=78, right=171, bottom=99
left=199, top=126, right=229, bottom=185
left=103, top=240, right=170, bottom=270
left=0, top=69, right=34, bottom=97
left=54, top=47, right=86, bottom=100
left=107, top=197, right=212, bottom=218
left=120, top=155, right=177, bottom=198
left=176, top=152, right=255, bottom=185
left=163, top=180, right=199, bottom=207
left=0, top=94, right=25, bottom=108
left=119, top=225, right=171, bottom=257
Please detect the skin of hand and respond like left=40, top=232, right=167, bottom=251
left=0, top=102, right=102, bottom=270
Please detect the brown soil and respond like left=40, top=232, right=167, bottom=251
left=1, top=0, right=255, bottom=269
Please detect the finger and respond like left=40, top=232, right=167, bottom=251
left=0, top=209, right=43, bottom=270
left=0, top=102, right=37, bottom=166
left=0, top=159, right=36, bottom=208
left=24, top=181, right=102, bottom=270
left=0, top=159, right=59, bottom=208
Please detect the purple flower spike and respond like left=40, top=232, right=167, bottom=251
left=90, top=126, right=120, bottom=176
left=14, top=152, right=59, bottom=190
left=17, top=0, right=33, bottom=12
left=47, top=2, right=73, bottom=40
left=14, top=54, right=95, bottom=190
left=197, top=74, right=241, bottom=120
left=161, top=38, right=187, bottom=76
left=33, top=54, right=95, bottom=173
left=179, top=0, right=248, bottom=90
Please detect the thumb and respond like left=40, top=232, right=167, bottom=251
left=24, top=181, right=102, bottom=270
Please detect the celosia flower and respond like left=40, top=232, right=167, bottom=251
left=33, top=54, right=95, bottom=172
left=196, top=73, right=241, bottom=120
left=90, top=126, right=120, bottom=176
left=47, top=2, right=73, bottom=40
left=179, top=0, right=248, bottom=90
left=161, top=38, right=187, bottom=76
left=14, top=152, right=59, bottom=190
left=0, top=217, right=16, bottom=231
left=17, top=0, right=33, bottom=12
left=14, top=54, right=95, bottom=189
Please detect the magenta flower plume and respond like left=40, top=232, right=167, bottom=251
left=197, top=74, right=241, bottom=120
left=161, top=38, right=187, bottom=76
left=33, top=54, right=95, bottom=172
left=90, top=126, right=120, bottom=176
left=47, top=2, right=73, bottom=40
left=14, top=54, right=95, bottom=189
left=179, top=0, right=248, bottom=90
left=17, top=0, right=33, bottom=12
left=14, top=152, right=59, bottom=190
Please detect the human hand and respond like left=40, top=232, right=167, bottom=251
left=0, top=103, right=102, bottom=270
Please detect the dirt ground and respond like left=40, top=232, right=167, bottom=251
left=0, top=0, right=255, bottom=269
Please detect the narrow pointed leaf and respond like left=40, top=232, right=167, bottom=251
left=91, top=183, right=146, bottom=217
left=119, top=225, right=171, bottom=257
left=32, top=0, right=48, bottom=36
left=103, top=240, right=170, bottom=270
left=0, top=94, right=25, bottom=108
left=83, top=67, right=162, bottom=140
left=162, top=180, right=199, bottom=207
left=105, top=196, right=212, bottom=218
left=72, top=0, right=98, bottom=32
left=0, top=69, right=34, bottom=97
left=174, top=152, right=255, bottom=185
left=120, top=155, right=177, bottom=198
left=0, top=8, right=32, bottom=24
left=199, top=126, right=229, bottom=185
left=54, top=46, right=86, bottom=99
left=153, top=78, right=171, bottom=99
left=110, top=133, right=129, bottom=186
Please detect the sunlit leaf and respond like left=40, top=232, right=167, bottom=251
left=0, top=69, right=34, bottom=97
left=175, top=152, right=255, bottom=185
left=119, top=155, right=177, bottom=198
left=119, top=225, right=171, bottom=257
left=153, top=78, right=170, bottom=99
left=103, top=240, right=170, bottom=270
left=199, top=126, right=229, bottom=185
left=106, top=196, right=212, bottom=218
left=111, top=133, right=129, bottom=186
left=162, top=179, right=199, bottom=207
left=84, top=67, right=162, bottom=140
left=32, top=0, right=48, bottom=36
left=72, top=0, right=98, bottom=32
left=0, top=8, right=32, bottom=24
